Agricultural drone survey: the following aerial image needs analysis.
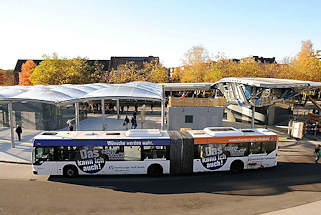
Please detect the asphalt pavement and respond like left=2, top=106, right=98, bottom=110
left=1, top=114, right=321, bottom=215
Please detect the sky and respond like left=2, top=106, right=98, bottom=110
left=0, top=0, right=321, bottom=69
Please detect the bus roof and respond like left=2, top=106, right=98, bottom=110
left=32, top=127, right=278, bottom=147
left=187, top=127, right=278, bottom=144
left=33, top=129, right=170, bottom=147
left=187, top=127, right=277, bottom=138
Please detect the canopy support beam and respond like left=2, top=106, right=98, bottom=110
left=116, top=99, right=120, bottom=119
left=101, top=99, right=106, bottom=131
left=161, top=85, right=165, bottom=130
left=75, top=102, right=80, bottom=131
left=251, top=87, right=257, bottom=128
left=251, top=105, right=255, bottom=128
left=8, top=102, right=15, bottom=148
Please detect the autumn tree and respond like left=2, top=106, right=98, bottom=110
left=142, top=60, right=169, bottom=83
left=204, top=62, right=224, bottom=82
left=108, top=62, right=145, bottom=84
left=19, top=60, right=36, bottom=85
left=89, top=61, right=109, bottom=83
left=0, top=69, right=5, bottom=85
left=179, top=46, right=211, bottom=82
left=290, top=40, right=321, bottom=81
left=0, top=69, right=14, bottom=86
left=30, top=53, right=92, bottom=85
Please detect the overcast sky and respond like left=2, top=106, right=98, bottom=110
left=1, top=0, right=320, bottom=69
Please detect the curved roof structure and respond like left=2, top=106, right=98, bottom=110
left=213, top=77, right=321, bottom=107
left=1, top=78, right=320, bottom=106
left=0, top=82, right=163, bottom=105
left=215, top=77, right=321, bottom=89
left=83, top=85, right=161, bottom=101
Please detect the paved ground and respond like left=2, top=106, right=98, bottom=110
left=1, top=114, right=321, bottom=215
left=1, top=138, right=321, bottom=215
left=0, top=114, right=162, bottom=163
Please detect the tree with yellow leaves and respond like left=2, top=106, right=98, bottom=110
left=108, top=62, right=144, bottom=84
left=19, top=60, right=36, bottom=85
left=290, top=40, right=321, bottom=81
left=180, top=46, right=211, bottom=82
left=143, top=60, right=169, bottom=83
left=0, top=69, right=5, bottom=85
left=30, top=53, right=91, bottom=85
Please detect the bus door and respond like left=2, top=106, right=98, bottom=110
left=247, top=142, right=267, bottom=169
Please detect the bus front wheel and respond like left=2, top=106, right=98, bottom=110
left=63, top=165, right=78, bottom=178
left=147, top=164, right=163, bottom=177
left=230, top=160, right=244, bottom=174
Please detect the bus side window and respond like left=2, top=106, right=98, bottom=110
left=35, top=147, right=54, bottom=162
left=142, top=146, right=169, bottom=160
left=124, top=146, right=141, bottom=161
left=262, top=142, right=276, bottom=154
left=250, top=142, right=262, bottom=154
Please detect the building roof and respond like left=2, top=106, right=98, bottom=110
left=13, top=60, right=43, bottom=73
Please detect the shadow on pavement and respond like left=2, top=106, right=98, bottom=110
left=48, top=162, right=321, bottom=196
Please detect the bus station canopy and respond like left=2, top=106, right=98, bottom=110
left=215, top=77, right=321, bottom=89
left=212, top=77, right=321, bottom=107
left=161, top=82, right=213, bottom=91
left=0, top=82, right=163, bottom=105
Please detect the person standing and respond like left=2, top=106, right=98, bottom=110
left=15, top=125, right=22, bottom=141
left=133, top=111, right=137, bottom=120
left=68, top=123, right=73, bottom=131
left=131, top=116, right=137, bottom=129
left=315, top=144, right=320, bottom=164
left=123, top=115, right=130, bottom=130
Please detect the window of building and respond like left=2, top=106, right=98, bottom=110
left=185, top=115, right=193, bottom=123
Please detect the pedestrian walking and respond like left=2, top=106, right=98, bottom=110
left=123, top=115, right=130, bottom=130
left=131, top=116, right=137, bottom=129
left=15, top=125, right=22, bottom=141
left=315, top=144, right=321, bottom=164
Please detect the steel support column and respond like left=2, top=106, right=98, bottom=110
left=75, top=102, right=80, bottom=131
left=161, top=86, right=165, bottom=130
left=116, top=99, right=120, bottom=119
left=101, top=99, right=105, bottom=130
left=8, top=102, right=15, bottom=148
left=251, top=105, right=255, bottom=128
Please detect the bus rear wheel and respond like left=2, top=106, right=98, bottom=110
left=63, top=165, right=78, bottom=178
left=230, top=160, right=244, bottom=174
left=147, top=164, right=163, bottom=177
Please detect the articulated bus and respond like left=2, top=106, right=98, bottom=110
left=32, top=127, right=278, bottom=177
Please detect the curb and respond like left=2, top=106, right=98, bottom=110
left=0, top=160, right=31, bottom=165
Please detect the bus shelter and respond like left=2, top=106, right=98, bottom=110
left=212, top=77, right=321, bottom=127
left=0, top=82, right=164, bottom=148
